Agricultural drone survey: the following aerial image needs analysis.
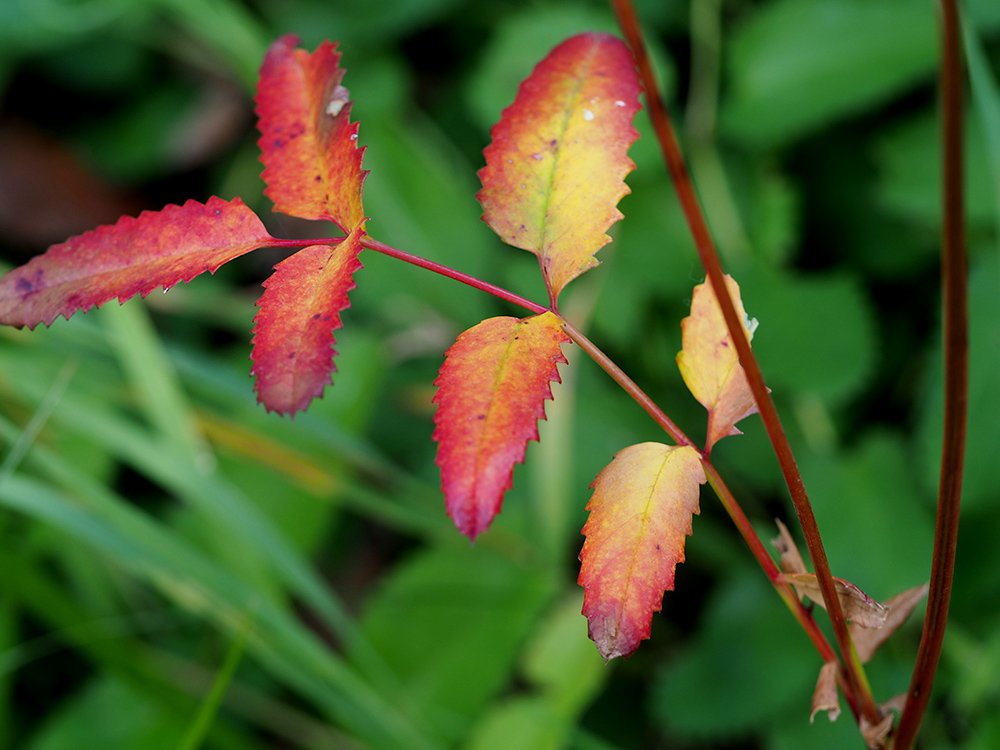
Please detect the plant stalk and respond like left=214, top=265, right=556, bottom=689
left=265, top=235, right=549, bottom=315
left=893, top=0, right=968, bottom=745
left=610, top=0, right=883, bottom=726
left=360, top=236, right=548, bottom=315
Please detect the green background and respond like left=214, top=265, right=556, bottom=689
left=0, top=0, right=998, bottom=747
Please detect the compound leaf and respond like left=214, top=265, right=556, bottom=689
left=433, top=312, right=570, bottom=540
left=256, top=34, right=367, bottom=230
left=478, top=33, right=640, bottom=301
left=0, top=197, right=272, bottom=329
left=677, top=275, right=759, bottom=452
left=251, top=228, right=363, bottom=415
left=579, top=443, right=705, bottom=660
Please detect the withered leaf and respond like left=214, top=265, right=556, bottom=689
left=772, top=518, right=808, bottom=575
left=782, top=573, right=888, bottom=629
left=810, top=660, right=841, bottom=723
left=850, top=584, right=929, bottom=663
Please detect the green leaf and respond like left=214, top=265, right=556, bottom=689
left=465, top=6, right=619, bottom=134
left=917, top=256, right=1000, bottom=513
left=874, top=110, right=995, bottom=229
left=355, top=545, right=554, bottom=742
left=28, top=677, right=186, bottom=750
left=521, top=593, right=607, bottom=715
left=465, top=698, right=568, bottom=750
left=800, top=432, right=933, bottom=598
left=722, top=0, right=937, bottom=146
left=742, top=265, right=877, bottom=406
left=765, top=704, right=871, bottom=750
left=355, top=113, right=495, bottom=322
left=648, top=572, right=816, bottom=740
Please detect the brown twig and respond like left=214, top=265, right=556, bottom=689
left=892, top=1, right=968, bottom=746
left=610, top=0, right=883, bottom=726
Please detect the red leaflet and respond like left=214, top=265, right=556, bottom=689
left=251, top=229, right=363, bottom=415
left=676, top=275, right=759, bottom=452
left=579, top=443, right=706, bottom=660
left=433, top=312, right=570, bottom=540
left=0, top=197, right=272, bottom=328
left=256, top=35, right=367, bottom=231
left=478, top=33, right=640, bottom=302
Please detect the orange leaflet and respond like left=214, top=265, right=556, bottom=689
left=676, top=275, right=759, bottom=452
left=251, top=228, right=363, bottom=415
left=256, top=35, right=367, bottom=231
left=0, top=197, right=272, bottom=329
left=432, top=312, right=570, bottom=540
left=478, top=33, right=640, bottom=302
left=578, top=443, right=705, bottom=660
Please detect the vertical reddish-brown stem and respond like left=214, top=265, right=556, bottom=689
left=610, top=0, right=883, bottom=726
left=893, top=1, right=968, bottom=746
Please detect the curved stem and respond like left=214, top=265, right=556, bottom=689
left=893, top=0, right=968, bottom=746
left=263, top=234, right=548, bottom=315
left=610, top=0, right=882, bottom=726
left=360, top=236, right=548, bottom=315
left=559, top=319, right=688, bottom=446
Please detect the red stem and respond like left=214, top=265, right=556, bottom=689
left=610, top=0, right=882, bottom=726
left=264, top=234, right=548, bottom=315
left=893, top=0, right=968, bottom=746
left=360, top=236, right=548, bottom=315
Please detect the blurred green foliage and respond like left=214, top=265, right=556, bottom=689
left=0, top=0, right=998, bottom=748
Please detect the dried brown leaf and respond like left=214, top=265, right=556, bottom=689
left=860, top=711, right=894, bottom=749
left=851, top=584, right=929, bottom=663
left=781, top=573, right=888, bottom=629
left=772, top=518, right=807, bottom=575
left=810, top=660, right=841, bottom=723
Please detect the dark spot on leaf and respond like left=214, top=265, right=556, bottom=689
left=288, top=351, right=297, bottom=360
left=655, top=543, right=662, bottom=552
left=272, top=138, right=285, bottom=149
left=476, top=414, right=486, bottom=420
left=312, top=313, right=321, bottom=320
left=15, top=269, right=44, bottom=298
left=549, top=138, right=558, bottom=148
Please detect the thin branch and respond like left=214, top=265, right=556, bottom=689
left=264, top=235, right=549, bottom=316
left=610, top=0, right=882, bottom=726
left=360, top=236, right=548, bottom=315
left=893, top=0, right=968, bottom=745
left=559, top=319, right=688, bottom=446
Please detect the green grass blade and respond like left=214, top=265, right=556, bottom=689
left=101, top=302, right=211, bottom=470
left=175, top=610, right=254, bottom=750
left=0, top=416, right=438, bottom=748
